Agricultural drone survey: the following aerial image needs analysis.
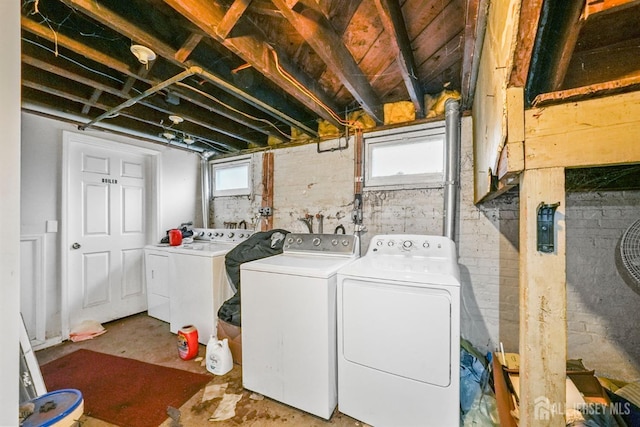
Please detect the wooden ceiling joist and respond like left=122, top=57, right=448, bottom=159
left=585, top=0, right=640, bottom=16
left=60, top=0, right=318, bottom=136
left=163, top=0, right=343, bottom=128
left=272, top=0, right=384, bottom=124
left=216, top=0, right=253, bottom=39
left=174, top=33, right=204, bottom=62
left=374, top=0, right=424, bottom=118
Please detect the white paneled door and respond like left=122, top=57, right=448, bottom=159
left=66, top=137, right=150, bottom=332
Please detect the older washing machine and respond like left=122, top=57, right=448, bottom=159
left=241, top=233, right=359, bottom=420
left=336, top=234, right=461, bottom=427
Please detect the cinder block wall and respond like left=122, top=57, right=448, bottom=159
left=566, top=191, right=640, bottom=380
left=208, top=117, right=640, bottom=381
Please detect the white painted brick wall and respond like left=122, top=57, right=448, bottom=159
left=208, top=117, right=640, bottom=381
left=210, top=153, right=263, bottom=229
left=566, top=190, right=640, bottom=380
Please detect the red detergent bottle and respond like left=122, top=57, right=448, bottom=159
left=177, top=325, right=198, bottom=360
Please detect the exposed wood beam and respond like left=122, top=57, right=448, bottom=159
left=21, top=17, right=141, bottom=81
left=548, top=3, right=585, bottom=91
left=81, top=89, right=102, bottom=115
left=174, top=33, right=204, bottom=62
left=585, top=0, right=640, bottom=16
left=163, top=0, right=341, bottom=128
left=261, top=151, right=274, bottom=231
left=460, top=0, right=485, bottom=110
left=60, top=0, right=320, bottom=135
left=22, top=57, right=262, bottom=147
left=533, top=73, right=640, bottom=106
left=374, top=0, right=424, bottom=118
left=272, top=0, right=383, bottom=124
left=122, top=64, right=153, bottom=96
left=217, top=0, right=253, bottom=39
left=509, top=0, right=544, bottom=88
left=525, top=90, right=640, bottom=169
left=518, top=166, right=566, bottom=427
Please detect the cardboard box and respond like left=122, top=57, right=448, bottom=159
left=217, top=319, right=242, bottom=365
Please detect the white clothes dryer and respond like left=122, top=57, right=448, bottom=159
left=336, top=234, right=461, bottom=427
left=241, top=233, right=359, bottom=419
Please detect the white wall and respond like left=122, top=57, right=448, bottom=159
left=20, top=112, right=201, bottom=343
left=0, top=2, right=22, bottom=423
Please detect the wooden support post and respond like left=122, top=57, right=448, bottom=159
left=518, top=167, right=566, bottom=426
left=261, top=151, right=274, bottom=231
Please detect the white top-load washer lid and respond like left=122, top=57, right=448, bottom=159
left=241, top=233, right=359, bottom=279
left=338, top=234, right=461, bottom=286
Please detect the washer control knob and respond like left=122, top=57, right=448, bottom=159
left=287, top=237, right=294, bottom=244
left=402, top=240, right=413, bottom=249
left=423, top=241, right=430, bottom=248
left=208, top=232, right=213, bottom=237
left=388, top=240, right=394, bottom=246
left=342, top=239, right=350, bottom=246
left=296, top=238, right=303, bottom=244
left=331, top=239, right=338, bottom=246
left=313, top=237, right=321, bottom=246
left=228, top=232, right=235, bottom=238
left=376, top=240, right=383, bottom=246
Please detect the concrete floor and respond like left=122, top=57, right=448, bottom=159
left=35, top=313, right=367, bottom=427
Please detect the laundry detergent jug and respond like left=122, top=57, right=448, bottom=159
left=206, top=336, right=233, bottom=375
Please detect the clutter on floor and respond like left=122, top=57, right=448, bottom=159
left=68, top=319, right=106, bottom=342
left=493, top=351, right=640, bottom=426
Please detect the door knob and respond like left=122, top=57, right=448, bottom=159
left=72, top=242, right=81, bottom=249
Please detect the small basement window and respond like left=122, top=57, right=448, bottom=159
left=364, top=122, right=445, bottom=189
left=210, top=156, right=252, bottom=197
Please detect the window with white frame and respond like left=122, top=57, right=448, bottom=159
left=210, top=156, right=252, bottom=197
left=364, top=123, right=445, bottom=189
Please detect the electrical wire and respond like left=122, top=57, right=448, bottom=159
left=175, top=81, right=292, bottom=141
left=270, top=49, right=363, bottom=131
left=22, top=37, right=141, bottom=91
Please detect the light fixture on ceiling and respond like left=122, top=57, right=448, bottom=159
left=168, top=115, right=184, bottom=125
left=162, top=131, right=176, bottom=140
left=130, top=44, right=156, bottom=69
left=183, top=135, right=195, bottom=145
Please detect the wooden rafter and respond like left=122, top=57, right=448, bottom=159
left=60, top=0, right=318, bottom=136
left=547, top=2, right=585, bottom=91
left=22, top=53, right=267, bottom=146
left=163, top=0, right=343, bottom=128
left=216, top=0, right=253, bottom=39
left=272, top=0, right=384, bottom=124
left=508, top=0, right=544, bottom=88
left=460, top=0, right=484, bottom=110
left=174, top=33, right=204, bottom=62
left=585, top=0, right=640, bottom=16
left=374, top=0, right=424, bottom=118
left=21, top=17, right=143, bottom=82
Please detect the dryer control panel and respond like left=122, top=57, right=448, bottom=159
left=368, top=234, right=456, bottom=258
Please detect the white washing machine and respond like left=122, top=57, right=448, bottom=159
left=145, top=228, right=252, bottom=344
left=241, top=233, right=359, bottom=420
left=337, top=234, right=460, bottom=427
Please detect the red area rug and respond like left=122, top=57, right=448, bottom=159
left=41, top=349, right=211, bottom=427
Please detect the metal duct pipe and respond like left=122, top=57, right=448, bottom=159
left=443, top=98, right=461, bottom=240
left=78, top=66, right=201, bottom=131
left=200, top=151, right=214, bottom=227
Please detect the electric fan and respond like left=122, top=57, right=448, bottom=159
left=617, top=219, right=640, bottom=295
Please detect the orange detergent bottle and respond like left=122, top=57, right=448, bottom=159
left=177, top=325, right=198, bottom=360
